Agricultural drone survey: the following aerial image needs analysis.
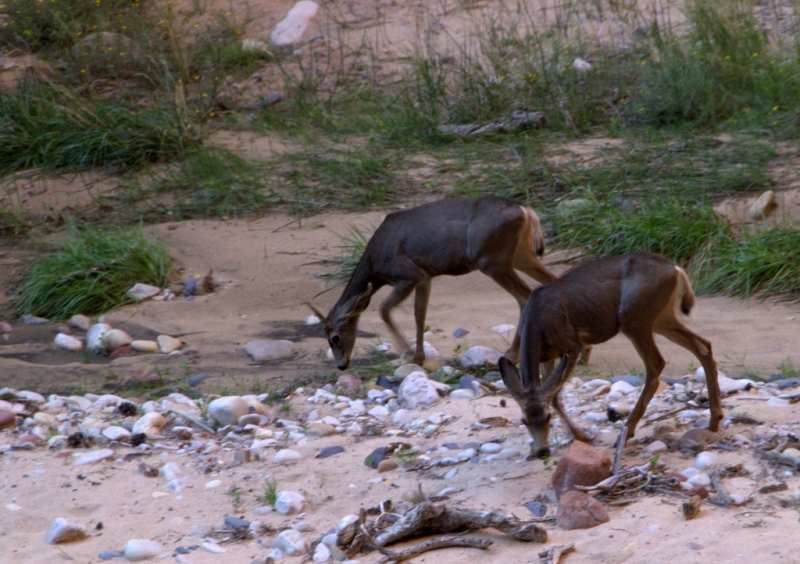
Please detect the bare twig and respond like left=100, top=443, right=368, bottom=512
left=375, top=536, right=492, bottom=564
left=539, top=542, right=576, bottom=564
left=612, top=426, right=627, bottom=475
left=166, top=409, right=216, bottom=436
left=709, top=470, right=733, bottom=507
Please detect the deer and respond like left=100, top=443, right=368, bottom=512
left=307, top=195, right=559, bottom=370
left=497, top=251, right=722, bottom=459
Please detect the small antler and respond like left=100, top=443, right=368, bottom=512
left=306, top=302, right=328, bottom=323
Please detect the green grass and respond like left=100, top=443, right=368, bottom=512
left=324, top=224, right=373, bottom=287
left=13, top=224, right=176, bottom=319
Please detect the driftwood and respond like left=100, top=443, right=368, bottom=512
left=372, top=503, right=547, bottom=546
left=709, top=470, right=733, bottom=507
left=539, top=543, right=576, bottom=563
left=681, top=495, right=702, bottom=520
left=375, top=536, right=492, bottom=564
left=755, top=447, right=800, bottom=470
left=612, top=426, right=627, bottom=475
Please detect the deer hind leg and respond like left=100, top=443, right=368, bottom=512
left=412, top=279, right=432, bottom=364
left=543, top=355, right=593, bottom=443
left=656, top=321, right=722, bottom=432
left=379, top=280, right=418, bottom=358
left=622, top=330, right=666, bottom=442
left=478, top=263, right=532, bottom=363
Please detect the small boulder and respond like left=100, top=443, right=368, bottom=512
left=273, top=529, right=307, bottom=556
left=747, top=190, right=777, bottom=221
left=47, top=518, right=88, bottom=544
left=243, top=339, right=297, bottom=362
left=54, top=333, right=83, bottom=352
left=132, top=412, right=166, bottom=436
left=123, top=538, right=162, bottom=561
left=157, top=334, right=182, bottom=353
left=275, top=491, right=306, bottom=515
left=126, top=283, right=161, bottom=301
left=556, top=490, right=610, bottom=529
left=68, top=314, right=92, bottom=331
left=336, top=373, right=362, bottom=394
left=86, top=323, right=112, bottom=353
left=131, top=340, right=159, bottom=353
left=552, top=440, right=611, bottom=500
left=377, top=459, right=398, bottom=473
left=274, top=449, right=302, bottom=464
left=270, top=1, right=319, bottom=47
left=460, top=346, right=502, bottom=368
left=104, top=329, right=133, bottom=352
left=208, top=396, right=249, bottom=426
left=397, top=372, right=441, bottom=409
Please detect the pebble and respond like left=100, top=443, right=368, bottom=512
left=398, top=372, right=441, bottom=409
left=456, top=448, right=477, bottom=461
left=102, top=426, right=132, bottom=442
left=54, top=333, right=83, bottom=352
left=313, top=542, right=331, bottom=563
left=694, top=451, right=719, bottom=470
left=157, top=335, right=182, bottom=353
left=766, top=397, right=791, bottom=407
left=610, top=381, right=636, bottom=394
left=273, top=529, right=307, bottom=556
left=0, top=321, right=11, bottom=333
left=132, top=412, right=166, bottom=436
left=394, top=364, right=426, bottom=379
left=450, top=389, right=475, bottom=400
left=686, top=473, right=711, bottom=488
left=584, top=412, right=608, bottom=423
left=86, top=323, right=112, bottom=353
left=525, top=501, right=547, bottom=517
left=747, top=190, right=777, bottom=220
left=274, top=449, right=302, bottom=464
left=47, top=518, right=89, bottom=544
left=480, top=443, right=501, bottom=454
left=201, top=541, right=226, bottom=553
left=460, top=346, right=502, bottom=367
left=243, top=339, right=296, bottom=362
left=253, top=506, right=274, bottom=515
left=337, top=514, right=359, bottom=531
left=490, top=324, right=515, bottom=334
left=275, top=490, right=306, bottom=515
left=445, top=468, right=458, bottom=480
left=378, top=459, right=398, bottom=473
left=68, top=314, right=92, bottom=331
left=99, top=551, right=125, bottom=560
left=22, top=314, right=49, bottom=325
left=74, top=449, right=115, bottom=466
left=270, top=0, right=319, bottom=47
left=127, top=283, right=161, bottom=301
left=205, top=480, right=222, bottom=488
left=124, top=539, right=162, bottom=561
left=498, top=448, right=521, bottom=459
left=131, top=340, right=159, bottom=353
left=0, top=411, right=14, bottom=429
left=318, top=445, right=344, bottom=458
left=208, top=396, right=249, bottom=426
left=293, top=521, right=315, bottom=532
left=643, top=441, right=667, bottom=455
left=104, top=329, right=132, bottom=351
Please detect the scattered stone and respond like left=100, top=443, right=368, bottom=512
left=273, top=529, right=307, bottom=556
left=243, top=339, right=296, bottom=362
left=694, top=452, right=719, bottom=470
left=777, top=378, right=800, bottom=389
left=86, top=323, right=112, bottom=353
left=102, top=426, right=132, bottom=442
left=572, top=58, right=592, bottom=73
left=450, top=389, right=475, bottom=400
left=336, top=373, right=362, bottom=394
left=398, top=372, right=441, bottom=409
left=677, top=428, right=718, bottom=448
left=394, top=364, right=426, bottom=379
left=74, top=449, right=115, bottom=466
left=270, top=0, right=319, bottom=47
left=238, top=414, right=262, bottom=427
left=306, top=423, right=336, bottom=437
left=47, top=518, right=89, bottom=544
left=208, top=396, right=249, bottom=426
left=104, top=329, right=133, bottom=351
left=317, top=445, right=345, bottom=458
left=54, top=333, right=83, bottom=352
left=377, top=459, right=398, bottom=473
left=201, top=541, right=226, bottom=553
left=766, top=397, right=791, bottom=407
left=123, top=539, right=162, bottom=561
left=557, top=490, right=609, bottom=529
left=69, top=314, right=92, bottom=331
left=729, top=404, right=784, bottom=424
left=365, top=447, right=387, bottom=468
left=188, top=374, right=209, bottom=387
left=22, top=314, right=49, bottom=325
left=453, top=328, right=470, bottom=338
left=0, top=321, right=12, bottom=333
left=611, top=375, right=643, bottom=387
left=525, top=501, right=547, bottom=517
left=127, top=283, right=161, bottom=301
left=717, top=375, right=754, bottom=394
left=490, top=324, right=515, bottom=334
left=552, top=441, right=611, bottom=500
left=157, top=335, right=182, bottom=354
left=460, top=346, right=502, bottom=367
left=274, top=449, right=302, bottom=464
left=132, top=412, right=166, bottom=436
left=480, top=443, right=501, bottom=454
left=131, top=340, right=159, bottom=353
left=610, top=380, right=636, bottom=394
left=0, top=411, right=14, bottom=429
left=410, top=340, right=439, bottom=358
left=313, top=542, right=331, bottom=563
left=747, top=190, right=777, bottom=221
left=643, top=441, right=667, bottom=455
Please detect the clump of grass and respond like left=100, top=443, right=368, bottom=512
left=550, top=195, right=730, bottom=266
left=13, top=224, right=176, bottom=319
left=262, top=479, right=278, bottom=506
left=325, top=225, right=373, bottom=287
left=692, top=226, right=800, bottom=299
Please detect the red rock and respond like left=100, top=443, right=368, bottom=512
left=336, top=373, right=362, bottom=394
left=552, top=440, right=611, bottom=500
left=0, top=321, right=12, bottom=333
left=110, top=345, right=134, bottom=358
left=0, top=411, right=15, bottom=429
left=556, top=490, right=610, bottom=530
left=687, top=485, right=710, bottom=499
left=18, top=434, right=43, bottom=446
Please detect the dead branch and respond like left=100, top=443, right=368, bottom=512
left=375, top=536, right=492, bottom=564
left=709, top=470, right=733, bottom=507
left=755, top=447, right=800, bottom=470
left=612, top=426, right=627, bottom=475
left=539, top=542, right=576, bottom=564
left=681, top=495, right=702, bottom=520
left=372, top=503, right=547, bottom=547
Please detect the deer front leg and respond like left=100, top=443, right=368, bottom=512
left=412, top=279, right=432, bottom=364
left=623, top=332, right=666, bottom=442
left=552, top=393, right=594, bottom=443
left=379, top=281, right=417, bottom=358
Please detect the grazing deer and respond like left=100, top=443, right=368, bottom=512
left=307, top=195, right=557, bottom=370
left=498, top=252, right=722, bottom=459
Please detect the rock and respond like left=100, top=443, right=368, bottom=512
left=47, top=518, right=89, bottom=544
left=556, top=490, right=609, bottom=529
left=69, top=314, right=92, bottom=331
left=110, top=345, right=133, bottom=358
left=525, top=501, right=547, bottom=517
left=729, top=404, right=785, bottom=424
left=157, top=335, right=182, bottom=353
left=450, top=389, right=475, bottom=400
left=54, top=333, right=83, bottom=352
left=127, top=283, right=161, bottom=301
left=460, top=346, right=502, bottom=367
left=0, top=321, right=12, bottom=333
left=242, top=339, right=296, bottom=362
left=410, top=340, right=439, bottom=358
left=717, top=375, right=753, bottom=394
left=188, top=373, right=209, bottom=387
left=364, top=447, right=387, bottom=468
left=377, top=459, right=398, bottom=473
left=480, top=443, right=501, bottom=454
left=131, top=340, right=159, bottom=353
left=677, top=428, right=718, bottom=448
left=643, top=440, right=667, bottom=455
left=611, top=375, right=643, bottom=387
left=306, top=423, right=336, bottom=437
left=102, top=426, right=132, bottom=442
left=397, top=372, right=441, bottom=409
left=610, top=380, right=636, bottom=394
left=748, top=190, right=777, bottom=220
left=86, top=323, right=112, bottom=353
left=318, top=445, right=344, bottom=458
left=201, top=541, right=226, bottom=553
left=275, top=491, right=306, bottom=515
left=422, top=357, right=441, bottom=373
left=572, top=58, right=592, bottom=73
left=336, top=373, right=362, bottom=394
left=453, top=328, right=470, bottom=338
left=766, top=397, right=791, bottom=407
left=686, top=473, right=711, bottom=488
left=270, top=1, right=319, bottom=47
left=694, top=452, right=719, bottom=470
left=777, top=378, right=800, bottom=389
left=0, top=411, right=14, bottom=429
left=238, top=414, right=262, bottom=427
left=123, top=539, right=162, bottom=561
left=394, top=364, right=426, bottom=379
left=103, top=329, right=132, bottom=351
left=273, top=529, right=307, bottom=556
left=337, top=514, right=359, bottom=532
left=306, top=315, right=321, bottom=325
left=132, top=412, right=166, bottom=436
left=208, top=396, right=249, bottom=426
left=498, top=448, right=521, bottom=459
left=490, top=324, right=515, bottom=334
left=313, top=542, right=331, bottom=563
left=74, top=449, right=115, bottom=466
left=22, top=314, right=49, bottom=325
left=552, top=441, right=611, bottom=500
left=274, top=449, right=302, bottom=464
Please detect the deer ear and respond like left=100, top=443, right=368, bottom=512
left=306, top=302, right=328, bottom=324
left=541, top=354, right=570, bottom=398
left=343, top=283, right=373, bottom=317
left=498, top=356, right=530, bottom=401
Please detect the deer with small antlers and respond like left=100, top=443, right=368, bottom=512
left=308, top=195, right=558, bottom=370
left=498, top=251, right=722, bottom=459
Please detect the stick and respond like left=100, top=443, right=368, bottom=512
left=612, top=426, right=627, bottom=475
left=539, top=543, right=576, bottom=564
left=709, top=470, right=733, bottom=507
left=167, top=409, right=217, bottom=435
left=375, top=536, right=492, bottom=564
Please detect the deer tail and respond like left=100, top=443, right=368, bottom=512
left=676, top=266, right=695, bottom=315
left=525, top=207, right=546, bottom=257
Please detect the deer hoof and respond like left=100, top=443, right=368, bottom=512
left=575, top=428, right=596, bottom=443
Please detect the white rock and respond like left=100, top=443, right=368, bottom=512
left=306, top=315, right=321, bottom=325
left=392, top=409, right=413, bottom=425
left=208, top=396, right=249, bottom=426
left=54, top=333, right=83, bottom=352
left=677, top=410, right=700, bottom=420
left=410, top=340, right=439, bottom=358
left=313, top=542, right=331, bottom=563
left=747, top=190, right=777, bottom=221
left=102, top=426, right=132, bottom=442
left=766, top=397, right=791, bottom=407
left=337, top=514, right=359, bottom=531
left=68, top=314, right=92, bottom=331
left=275, top=490, right=306, bottom=515
left=460, top=346, right=502, bottom=368
left=610, top=381, right=636, bottom=394
left=584, top=412, right=608, bottom=423
left=680, top=467, right=699, bottom=478
left=480, top=443, right=501, bottom=454
left=90, top=394, right=124, bottom=411
left=572, top=57, right=592, bottom=73
left=131, top=340, right=159, bottom=353
left=243, top=339, right=297, bottom=362
left=74, top=448, right=115, bottom=466
left=47, top=517, right=88, bottom=544
left=123, top=538, right=162, bottom=561
left=716, top=375, right=753, bottom=394
left=730, top=493, right=746, bottom=505
left=397, top=372, right=441, bottom=409
left=270, top=1, right=319, bottom=47
left=394, top=363, right=427, bottom=378
left=643, top=441, right=667, bottom=455
left=694, top=451, right=718, bottom=470
left=456, top=448, right=477, bottom=461
left=132, top=412, right=166, bottom=436
left=274, top=449, right=302, bottom=464
left=157, top=334, right=182, bottom=353
left=368, top=405, right=389, bottom=418
left=161, top=462, right=182, bottom=482
left=450, top=389, right=475, bottom=400
left=490, top=324, right=515, bottom=334
left=273, top=529, right=307, bottom=556
left=127, top=283, right=161, bottom=301
left=85, top=323, right=111, bottom=353
left=498, top=448, right=521, bottom=459
left=201, top=541, right=226, bottom=553
left=206, top=480, right=221, bottom=488
left=580, top=379, right=611, bottom=391
left=686, top=473, right=711, bottom=488
left=693, top=367, right=706, bottom=383
left=103, top=329, right=132, bottom=351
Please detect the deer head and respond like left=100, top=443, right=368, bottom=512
left=307, top=284, right=373, bottom=370
left=498, top=354, right=569, bottom=459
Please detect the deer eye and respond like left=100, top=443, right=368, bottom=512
left=331, top=335, right=341, bottom=345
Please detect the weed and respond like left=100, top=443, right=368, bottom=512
left=261, top=479, right=278, bottom=506
left=777, top=359, right=799, bottom=380
left=226, top=484, right=244, bottom=512
left=430, top=369, right=461, bottom=386
left=325, top=224, right=374, bottom=287
left=280, top=401, right=293, bottom=413
left=394, top=446, right=419, bottom=467
left=13, top=224, right=176, bottom=319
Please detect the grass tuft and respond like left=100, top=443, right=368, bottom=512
left=13, top=224, right=176, bottom=319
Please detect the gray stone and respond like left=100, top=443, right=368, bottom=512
left=243, top=340, right=297, bottom=362
left=611, top=375, right=643, bottom=387
left=127, top=283, right=161, bottom=301
left=123, top=539, right=162, bottom=561
left=188, top=374, right=209, bottom=387
left=47, top=518, right=88, bottom=544
left=525, top=501, right=547, bottom=517
left=453, top=328, right=470, bottom=338
left=69, top=314, right=92, bottom=331
left=275, top=490, right=306, bottom=515
left=86, top=323, right=112, bottom=353
left=398, top=372, right=441, bottom=409
left=102, top=426, right=132, bottom=442
left=272, top=529, right=307, bottom=556
left=450, top=389, right=475, bottom=400
left=22, top=314, right=49, bottom=325
left=729, top=404, right=785, bottom=424
left=394, top=364, right=426, bottom=379
left=460, top=346, right=502, bottom=368
left=318, top=445, right=344, bottom=458
left=643, top=440, right=667, bottom=455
